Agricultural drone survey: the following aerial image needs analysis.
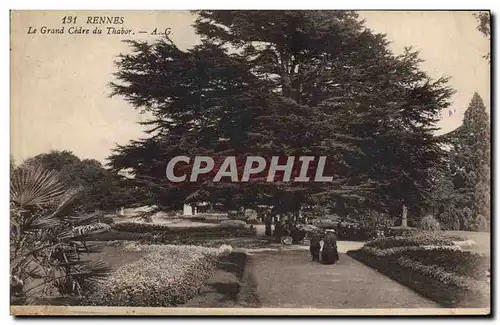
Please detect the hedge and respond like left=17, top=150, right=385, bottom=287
left=185, top=213, right=229, bottom=222
left=219, top=220, right=247, bottom=228
left=111, top=222, right=252, bottom=234
left=84, top=222, right=256, bottom=244
left=87, top=245, right=231, bottom=307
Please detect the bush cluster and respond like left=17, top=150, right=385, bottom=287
left=420, top=215, right=440, bottom=231
left=219, top=220, right=247, bottom=228
left=385, top=227, right=417, bottom=237
left=88, top=245, right=231, bottom=307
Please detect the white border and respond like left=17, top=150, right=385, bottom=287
left=3, top=2, right=498, bottom=325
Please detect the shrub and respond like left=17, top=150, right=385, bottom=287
left=189, top=215, right=207, bottom=222
left=438, top=209, right=461, bottom=230
left=218, top=244, right=233, bottom=255
left=227, top=210, right=240, bottom=220
left=420, top=215, right=440, bottom=231
left=112, top=222, right=170, bottom=233
left=459, top=207, right=475, bottom=231
left=99, top=215, right=115, bottom=225
left=244, top=209, right=258, bottom=221
left=472, top=214, right=489, bottom=232
left=311, top=218, right=338, bottom=229
left=89, top=245, right=230, bottom=306
left=365, top=232, right=464, bottom=249
left=219, top=220, right=247, bottom=228
left=246, top=218, right=261, bottom=225
left=386, top=226, right=417, bottom=237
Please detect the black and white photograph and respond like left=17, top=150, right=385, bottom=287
left=9, top=9, right=491, bottom=316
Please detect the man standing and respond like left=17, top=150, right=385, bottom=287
left=309, top=231, right=322, bottom=262
left=321, top=229, right=339, bottom=264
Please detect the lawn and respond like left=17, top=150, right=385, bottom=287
left=444, top=230, right=490, bottom=255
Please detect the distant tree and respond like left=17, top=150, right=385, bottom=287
left=21, top=150, right=135, bottom=212
left=474, top=12, right=491, bottom=62
left=22, top=150, right=80, bottom=171
left=445, top=93, right=490, bottom=230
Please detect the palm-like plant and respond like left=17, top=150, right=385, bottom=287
left=10, top=164, right=112, bottom=305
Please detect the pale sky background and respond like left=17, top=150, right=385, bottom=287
left=10, top=10, right=491, bottom=165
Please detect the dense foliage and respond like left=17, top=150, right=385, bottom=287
left=21, top=150, right=136, bottom=212
left=432, top=93, right=490, bottom=231
left=107, top=10, right=453, bottom=227
left=10, top=165, right=111, bottom=305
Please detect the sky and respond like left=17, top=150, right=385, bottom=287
left=10, top=10, right=491, bottom=165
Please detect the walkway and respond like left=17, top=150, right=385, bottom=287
left=246, top=250, right=440, bottom=308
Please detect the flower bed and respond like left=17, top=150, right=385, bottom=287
left=88, top=245, right=232, bottom=307
left=401, top=249, right=489, bottom=281
left=397, top=256, right=488, bottom=290
left=347, top=232, right=490, bottom=308
left=365, top=232, right=466, bottom=249
left=360, top=244, right=462, bottom=257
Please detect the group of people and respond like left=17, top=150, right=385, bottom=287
left=309, top=229, right=339, bottom=264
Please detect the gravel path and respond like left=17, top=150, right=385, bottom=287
left=247, top=250, right=440, bottom=309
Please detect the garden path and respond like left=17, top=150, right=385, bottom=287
left=246, top=250, right=440, bottom=309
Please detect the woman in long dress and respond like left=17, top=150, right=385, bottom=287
left=309, top=232, right=322, bottom=262
left=321, top=229, right=339, bottom=264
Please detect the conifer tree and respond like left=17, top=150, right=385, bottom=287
left=108, top=11, right=454, bottom=225
left=447, top=93, right=490, bottom=230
